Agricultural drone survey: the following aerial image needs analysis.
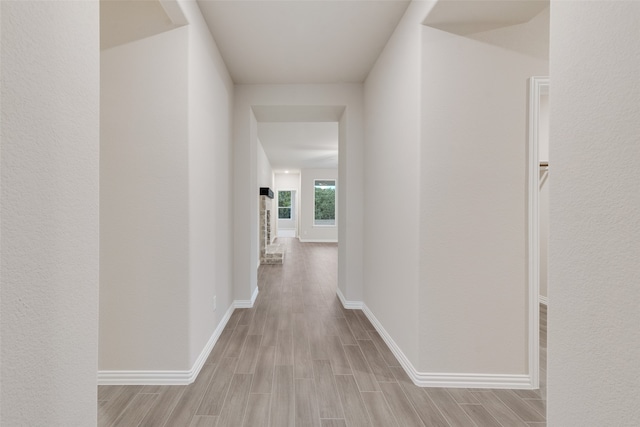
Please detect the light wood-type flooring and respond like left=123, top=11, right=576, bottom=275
left=98, top=238, right=547, bottom=426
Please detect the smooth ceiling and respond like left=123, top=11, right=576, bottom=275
left=100, top=0, right=184, bottom=50
left=423, top=0, right=549, bottom=35
left=197, top=0, right=411, bottom=84
left=258, top=122, right=339, bottom=172
left=101, top=0, right=548, bottom=172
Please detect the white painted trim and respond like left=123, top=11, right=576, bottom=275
left=313, top=178, right=338, bottom=228
left=97, top=370, right=194, bottom=385
left=298, top=238, right=338, bottom=243
left=336, top=287, right=363, bottom=309
left=98, top=303, right=235, bottom=385
left=235, top=286, right=259, bottom=308
left=362, top=304, right=535, bottom=389
left=539, top=295, right=549, bottom=306
left=527, top=76, right=549, bottom=390
left=336, top=292, right=536, bottom=389
left=276, top=189, right=297, bottom=233
left=277, top=228, right=297, bottom=239
left=408, top=372, right=532, bottom=389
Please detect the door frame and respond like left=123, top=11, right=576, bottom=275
left=277, top=188, right=297, bottom=237
left=527, top=76, right=549, bottom=389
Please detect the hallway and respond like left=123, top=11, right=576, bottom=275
left=98, top=239, right=546, bottom=426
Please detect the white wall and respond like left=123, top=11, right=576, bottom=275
left=364, top=2, right=549, bottom=382
left=300, top=169, right=338, bottom=242
left=1, top=1, right=99, bottom=424
left=275, top=173, right=301, bottom=190
left=257, top=140, right=274, bottom=190
left=363, top=0, right=431, bottom=372
left=275, top=173, right=301, bottom=233
left=419, top=9, right=549, bottom=375
left=548, top=2, right=640, bottom=425
left=257, top=138, right=275, bottom=253
left=234, top=84, right=364, bottom=303
left=234, top=104, right=259, bottom=301
left=101, top=27, right=190, bottom=370
left=184, top=0, right=235, bottom=368
left=337, top=101, right=365, bottom=303
left=101, top=0, right=235, bottom=373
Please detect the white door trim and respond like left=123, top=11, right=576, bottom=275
left=527, top=76, right=549, bottom=390
left=277, top=189, right=297, bottom=237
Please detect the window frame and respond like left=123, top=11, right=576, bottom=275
left=313, top=179, right=337, bottom=227
left=277, top=190, right=292, bottom=220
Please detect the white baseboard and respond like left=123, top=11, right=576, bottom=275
left=539, top=295, right=548, bottom=306
left=97, top=369, right=199, bottom=385
left=338, top=293, right=536, bottom=389
left=97, top=292, right=255, bottom=385
left=336, top=287, right=363, bottom=309
left=235, top=286, right=259, bottom=308
left=297, top=237, right=338, bottom=243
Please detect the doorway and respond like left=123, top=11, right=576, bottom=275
left=528, top=76, right=549, bottom=389
left=277, top=189, right=297, bottom=238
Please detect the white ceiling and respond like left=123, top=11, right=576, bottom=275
left=195, top=0, right=410, bottom=171
left=101, top=0, right=548, bottom=173
left=423, top=0, right=549, bottom=35
left=197, top=0, right=411, bottom=84
left=258, top=122, right=339, bottom=172
left=100, top=0, right=186, bottom=50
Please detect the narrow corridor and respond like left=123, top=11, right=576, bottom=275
left=99, top=238, right=546, bottom=426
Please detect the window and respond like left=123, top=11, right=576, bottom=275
left=314, top=180, right=336, bottom=226
left=278, top=191, right=292, bottom=219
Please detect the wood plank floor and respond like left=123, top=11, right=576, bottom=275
left=98, top=238, right=547, bottom=426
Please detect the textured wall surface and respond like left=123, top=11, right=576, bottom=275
left=1, top=1, right=99, bottom=424
left=548, top=2, right=640, bottom=425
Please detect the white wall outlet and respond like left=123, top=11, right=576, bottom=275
left=213, top=295, right=217, bottom=311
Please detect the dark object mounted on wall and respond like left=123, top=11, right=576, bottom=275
left=259, top=187, right=274, bottom=199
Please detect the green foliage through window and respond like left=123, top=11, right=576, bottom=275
left=314, top=180, right=335, bottom=225
left=278, top=191, right=292, bottom=219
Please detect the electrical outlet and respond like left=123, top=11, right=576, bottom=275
left=213, top=296, right=217, bottom=311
